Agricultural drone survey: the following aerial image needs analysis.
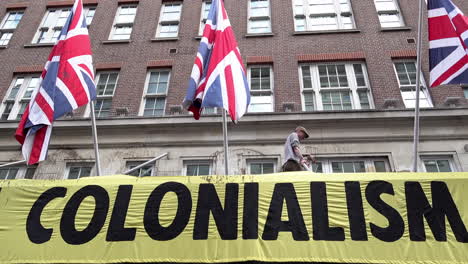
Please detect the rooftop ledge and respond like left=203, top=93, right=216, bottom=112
left=1, top=108, right=467, bottom=130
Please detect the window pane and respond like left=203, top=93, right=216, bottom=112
left=304, top=92, right=315, bottom=111
left=358, top=90, right=370, bottom=109
left=437, top=160, right=452, bottom=172
left=8, top=78, right=24, bottom=99
left=262, top=163, right=274, bottom=174
left=424, top=160, right=439, bottom=173
left=302, top=66, right=312, bottom=88
left=1, top=102, right=14, bottom=120
left=374, top=161, right=387, bottom=172
left=248, top=19, right=271, bottom=33
left=80, top=167, right=92, bottom=177
left=24, top=168, right=36, bottom=179
left=0, top=32, right=13, bottom=45
left=342, top=162, right=355, bottom=173
left=68, top=167, right=80, bottom=179
left=463, top=88, right=468, bottom=99
left=250, top=163, right=262, bottom=174
left=332, top=162, right=343, bottom=173
left=312, top=162, right=323, bottom=173
left=248, top=95, right=273, bottom=113
left=353, top=64, right=366, bottom=87
left=3, top=11, right=24, bottom=29
left=198, top=165, right=210, bottom=175
left=186, top=165, right=198, bottom=176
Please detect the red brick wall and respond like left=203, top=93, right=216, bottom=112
left=0, top=0, right=466, bottom=118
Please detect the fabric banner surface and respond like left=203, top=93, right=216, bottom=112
left=0, top=172, right=467, bottom=264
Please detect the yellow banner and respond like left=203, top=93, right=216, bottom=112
left=0, top=172, right=467, bottom=264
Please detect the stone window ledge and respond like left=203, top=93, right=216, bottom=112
left=293, top=29, right=360, bottom=35
left=102, top=40, right=132, bottom=44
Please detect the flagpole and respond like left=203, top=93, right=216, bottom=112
left=222, top=109, right=229, bottom=175
left=89, top=101, right=102, bottom=176
left=412, top=0, right=424, bottom=172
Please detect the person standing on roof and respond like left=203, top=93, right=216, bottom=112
left=282, top=126, right=315, bottom=172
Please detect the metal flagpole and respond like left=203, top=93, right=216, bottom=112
left=90, top=101, right=102, bottom=176
left=412, top=0, right=425, bottom=172
left=222, top=109, right=229, bottom=175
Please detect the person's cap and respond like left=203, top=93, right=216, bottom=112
left=296, top=126, right=310, bottom=139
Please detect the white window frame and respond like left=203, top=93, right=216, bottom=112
left=393, top=60, right=433, bottom=109
left=0, top=10, right=24, bottom=46
left=299, top=62, right=374, bottom=111
left=64, top=163, right=95, bottom=179
left=0, top=166, right=36, bottom=180
left=292, top=0, right=356, bottom=32
left=32, top=7, right=95, bottom=44
left=421, top=156, right=457, bottom=173
left=183, top=160, right=212, bottom=176
left=247, top=159, right=277, bottom=174
left=0, top=75, right=41, bottom=121
left=84, top=71, right=119, bottom=118
left=248, top=0, right=272, bottom=34
left=374, top=0, right=405, bottom=28
left=109, top=4, right=138, bottom=40
left=139, top=69, right=171, bottom=117
left=199, top=1, right=212, bottom=35
left=33, top=8, right=71, bottom=44
left=311, top=157, right=391, bottom=173
left=156, top=2, right=183, bottom=39
left=248, top=65, right=275, bottom=113
left=83, top=6, right=97, bottom=26
left=126, top=161, right=156, bottom=177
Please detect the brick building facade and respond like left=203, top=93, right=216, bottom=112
left=0, top=0, right=468, bottom=179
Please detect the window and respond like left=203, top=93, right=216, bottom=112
left=393, top=61, right=432, bottom=108
left=422, top=157, right=455, bottom=172
left=156, top=3, right=182, bottom=38
left=126, top=161, right=155, bottom=177
left=248, top=160, right=276, bottom=174
left=248, top=66, right=274, bottom=113
left=300, top=63, right=373, bottom=111
left=140, top=70, right=170, bottom=117
left=374, top=0, right=405, bottom=28
left=248, top=0, right=272, bottom=34
left=66, top=163, right=93, bottom=179
left=0, top=10, right=23, bottom=45
left=84, top=7, right=96, bottom=26
left=463, top=87, right=468, bottom=99
left=33, top=7, right=95, bottom=44
left=310, top=157, right=390, bottom=173
left=293, top=0, right=355, bottom=32
left=109, top=5, right=137, bottom=40
left=199, top=1, right=212, bottom=35
left=185, top=161, right=211, bottom=176
left=0, top=168, right=18, bottom=180
left=0, top=166, right=36, bottom=180
left=1, top=76, right=40, bottom=120
left=93, top=72, right=119, bottom=118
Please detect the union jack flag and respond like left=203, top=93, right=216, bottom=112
left=429, top=0, right=468, bottom=87
left=183, top=0, right=250, bottom=122
left=15, top=0, right=96, bottom=165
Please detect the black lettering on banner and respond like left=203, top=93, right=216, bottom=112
left=311, top=182, right=345, bottom=241
left=194, top=183, right=239, bottom=240
left=345, top=181, right=368, bottom=241
left=144, top=182, right=192, bottom=241
left=26, top=187, right=67, bottom=244
left=60, top=185, right=109, bottom=245
left=243, top=183, right=259, bottom=239
left=406, top=181, right=468, bottom=243
left=106, top=185, right=136, bottom=242
left=365, top=181, right=404, bottom=242
left=262, top=183, right=309, bottom=241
